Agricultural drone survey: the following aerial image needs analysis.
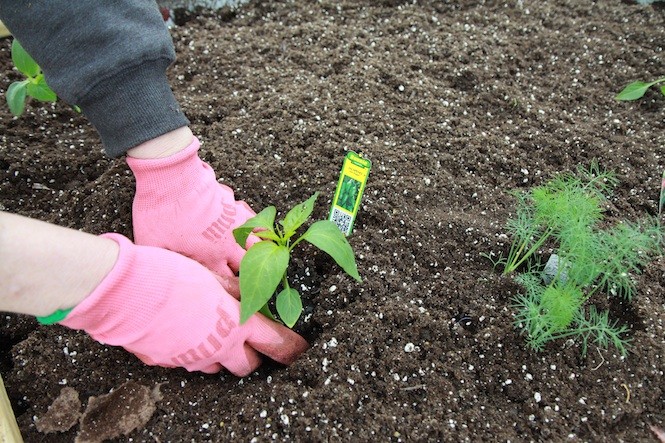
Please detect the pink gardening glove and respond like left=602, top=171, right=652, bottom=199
left=59, top=233, right=308, bottom=375
left=127, top=137, right=257, bottom=278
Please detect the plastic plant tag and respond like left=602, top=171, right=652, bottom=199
left=329, top=151, right=371, bottom=236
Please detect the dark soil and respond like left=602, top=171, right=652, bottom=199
left=1, top=0, right=665, bottom=441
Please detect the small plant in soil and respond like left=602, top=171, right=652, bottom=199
left=6, top=39, right=57, bottom=116
left=233, top=192, right=361, bottom=327
left=616, top=77, right=665, bottom=101
left=492, top=162, right=662, bottom=356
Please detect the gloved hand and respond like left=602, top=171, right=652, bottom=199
left=127, top=137, right=257, bottom=278
left=59, top=233, right=308, bottom=375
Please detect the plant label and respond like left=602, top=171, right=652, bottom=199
left=329, top=151, right=371, bottom=236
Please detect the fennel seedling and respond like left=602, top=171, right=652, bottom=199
left=495, top=163, right=662, bottom=356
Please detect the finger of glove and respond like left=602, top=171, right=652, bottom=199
left=133, top=351, right=176, bottom=369
left=238, top=198, right=261, bottom=249
left=246, top=315, right=309, bottom=365
left=246, top=232, right=261, bottom=249
left=133, top=352, right=156, bottom=366
left=237, top=200, right=257, bottom=220
left=198, top=362, right=223, bottom=374
left=220, top=248, right=245, bottom=276
left=224, top=201, right=260, bottom=274
left=221, top=343, right=263, bottom=377
left=213, top=274, right=241, bottom=300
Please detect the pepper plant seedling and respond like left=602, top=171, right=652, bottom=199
left=233, top=192, right=361, bottom=327
left=6, top=39, right=57, bottom=116
left=490, top=162, right=662, bottom=356
left=616, top=77, right=665, bottom=101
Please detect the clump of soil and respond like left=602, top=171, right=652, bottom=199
left=35, top=387, right=81, bottom=434
left=1, top=0, right=664, bottom=441
left=76, top=382, right=159, bottom=443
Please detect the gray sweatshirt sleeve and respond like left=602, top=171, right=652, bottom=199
left=0, top=1, right=190, bottom=157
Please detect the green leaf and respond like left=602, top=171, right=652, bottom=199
left=6, top=81, right=28, bottom=116
left=233, top=206, right=277, bottom=248
left=615, top=81, right=654, bottom=101
left=276, top=288, right=302, bottom=328
left=279, top=192, right=319, bottom=238
left=11, top=39, right=40, bottom=77
left=253, top=230, right=281, bottom=242
left=239, top=241, right=289, bottom=323
left=258, top=304, right=276, bottom=321
left=661, top=85, right=665, bottom=97
left=302, top=220, right=361, bottom=281
left=27, top=79, right=57, bottom=102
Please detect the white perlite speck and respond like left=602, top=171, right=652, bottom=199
left=404, top=343, right=415, bottom=352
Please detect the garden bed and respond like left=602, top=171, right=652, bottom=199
left=1, top=0, right=664, bottom=441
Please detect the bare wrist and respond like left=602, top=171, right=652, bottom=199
left=126, top=126, right=194, bottom=159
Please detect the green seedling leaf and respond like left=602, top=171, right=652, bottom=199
left=615, top=81, right=652, bottom=101
left=27, top=79, right=57, bottom=102
left=616, top=81, right=653, bottom=101
left=234, top=206, right=277, bottom=248
left=276, top=288, right=302, bottom=328
left=6, top=81, right=28, bottom=116
left=11, top=40, right=40, bottom=77
left=280, top=192, right=319, bottom=237
left=239, top=241, right=289, bottom=323
left=259, top=303, right=277, bottom=321
left=253, top=230, right=281, bottom=242
left=7, top=40, right=63, bottom=116
left=302, top=219, right=361, bottom=281
left=616, top=78, right=665, bottom=101
left=258, top=304, right=276, bottom=321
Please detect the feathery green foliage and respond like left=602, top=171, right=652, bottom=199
left=496, top=163, right=662, bottom=357
left=499, top=162, right=617, bottom=275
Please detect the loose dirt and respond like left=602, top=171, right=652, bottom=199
left=1, top=0, right=664, bottom=441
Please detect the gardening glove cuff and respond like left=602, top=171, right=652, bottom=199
left=127, top=137, right=258, bottom=278
left=58, top=233, right=308, bottom=375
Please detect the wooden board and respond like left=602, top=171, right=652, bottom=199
left=0, top=374, right=22, bottom=443
left=0, top=20, right=11, bottom=38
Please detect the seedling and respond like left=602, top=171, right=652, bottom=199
left=497, top=162, right=616, bottom=276
left=616, top=77, right=665, bottom=101
left=6, top=39, right=57, bottom=116
left=233, top=192, right=361, bottom=327
left=491, top=162, right=662, bottom=356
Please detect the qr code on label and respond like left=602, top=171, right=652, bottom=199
left=331, top=207, right=353, bottom=234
